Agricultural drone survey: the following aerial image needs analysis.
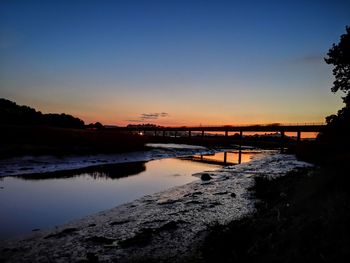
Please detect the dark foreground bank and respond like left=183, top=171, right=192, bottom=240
left=196, top=154, right=350, bottom=262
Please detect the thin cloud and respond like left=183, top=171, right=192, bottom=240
left=141, top=113, right=161, bottom=120
left=160, top=112, right=169, bottom=117
left=293, top=54, right=324, bottom=64
left=126, top=112, right=170, bottom=123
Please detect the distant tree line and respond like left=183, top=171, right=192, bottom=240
left=126, top=123, right=161, bottom=128
left=86, top=122, right=104, bottom=129
left=0, top=98, right=85, bottom=129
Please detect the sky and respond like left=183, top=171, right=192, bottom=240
left=0, top=0, right=349, bottom=126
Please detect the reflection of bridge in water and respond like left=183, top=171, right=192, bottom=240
left=181, top=150, right=259, bottom=166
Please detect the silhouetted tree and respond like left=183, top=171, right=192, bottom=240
left=86, top=122, right=104, bottom=129
left=325, top=26, right=350, bottom=101
left=42, top=113, right=85, bottom=129
left=319, top=26, right=350, bottom=143
left=0, top=98, right=85, bottom=129
left=0, top=99, right=40, bottom=125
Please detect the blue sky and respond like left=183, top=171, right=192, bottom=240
left=0, top=0, right=349, bottom=125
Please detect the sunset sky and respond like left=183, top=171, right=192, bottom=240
left=0, top=0, right=349, bottom=126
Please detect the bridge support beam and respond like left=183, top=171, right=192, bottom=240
left=280, top=131, right=285, bottom=152
left=224, top=151, right=227, bottom=164
left=297, top=131, right=301, bottom=142
left=202, top=130, right=204, bottom=137
left=225, top=130, right=228, bottom=137
left=188, top=130, right=192, bottom=138
left=239, top=130, right=243, bottom=146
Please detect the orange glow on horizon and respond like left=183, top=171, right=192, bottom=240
left=79, top=112, right=326, bottom=127
left=16, top=92, right=337, bottom=128
left=22, top=97, right=327, bottom=129
left=79, top=116, right=325, bottom=128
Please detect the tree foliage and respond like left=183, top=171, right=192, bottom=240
left=319, top=26, right=350, bottom=143
left=0, top=98, right=85, bottom=129
left=86, top=122, right=104, bottom=129
left=324, top=26, right=350, bottom=104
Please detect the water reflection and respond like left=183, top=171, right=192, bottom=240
left=15, top=162, right=147, bottom=180
left=0, top=157, right=221, bottom=240
left=182, top=150, right=259, bottom=166
left=0, top=150, right=260, bottom=240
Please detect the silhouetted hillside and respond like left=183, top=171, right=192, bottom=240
left=0, top=98, right=85, bottom=128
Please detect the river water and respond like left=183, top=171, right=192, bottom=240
left=0, top=148, right=257, bottom=240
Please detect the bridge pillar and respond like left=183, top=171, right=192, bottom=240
left=239, top=130, right=243, bottom=146
left=280, top=131, right=285, bottom=152
left=163, top=130, right=165, bottom=137
left=154, top=130, right=157, bottom=137
left=174, top=131, right=177, bottom=138
left=188, top=130, right=192, bottom=138
left=297, top=131, right=301, bottom=142
left=225, top=130, right=228, bottom=137
left=202, top=130, right=204, bottom=137
left=238, top=148, right=242, bottom=164
left=224, top=151, right=227, bottom=164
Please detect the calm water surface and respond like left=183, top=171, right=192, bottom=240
left=0, top=151, right=256, bottom=240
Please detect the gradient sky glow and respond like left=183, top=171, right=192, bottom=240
left=1, top=0, right=349, bottom=126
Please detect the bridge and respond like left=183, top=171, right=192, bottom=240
left=118, top=123, right=325, bottom=142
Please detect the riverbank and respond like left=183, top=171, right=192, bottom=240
left=0, top=143, right=214, bottom=177
left=198, top=153, right=350, bottom=262
left=0, top=153, right=310, bottom=262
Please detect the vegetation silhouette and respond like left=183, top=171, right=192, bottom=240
left=15, top=161, right=146, bottom=181
left=86, top=122, right=104, bottom=129
left=0, top=98, right=85, bottom=129
left=318, top=26, right=350, bottom=145
left=0, top=99, right=146, bottom=158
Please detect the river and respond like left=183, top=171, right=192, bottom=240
left=0, top=146, right=257, bottom=240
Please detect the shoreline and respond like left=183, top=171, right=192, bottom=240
left=0, top=144, right=216, bottom=177
left=199, top=157, right=350, bottom=262
left=0, top=153, right=311, bottom=262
